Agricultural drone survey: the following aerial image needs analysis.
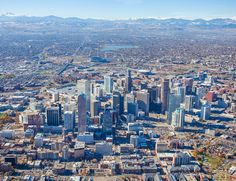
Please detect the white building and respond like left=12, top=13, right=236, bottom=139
left=104, top=76, right=113, bottom=93
left=184, top=95, right=195, bottom=112
left=171, top=108, right=185, bottom=128
left=201, top=103, right=211, bottom=120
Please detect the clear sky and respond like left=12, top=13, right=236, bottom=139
left=1, top=0, right=236, bottom=20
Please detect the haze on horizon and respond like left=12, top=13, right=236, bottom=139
left=1, top=0, right=236, bottom=20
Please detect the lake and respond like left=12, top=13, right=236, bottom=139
left=101, top=44, right=138, bottom=51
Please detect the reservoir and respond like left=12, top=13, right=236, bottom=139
left=101, top=44, right=138, bottom=51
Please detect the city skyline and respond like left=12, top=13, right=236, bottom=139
left=1, top=0, right=236, bottom=20
left=1, top=1, right=236, bottom=180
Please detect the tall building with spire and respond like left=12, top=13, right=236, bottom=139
left=125, top=69, right=132, bottom=93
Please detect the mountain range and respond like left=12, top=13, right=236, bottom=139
left=0, top=15, right=236, bottom=29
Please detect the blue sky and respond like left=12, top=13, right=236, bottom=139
left=0, top=0, right=236, bottom=20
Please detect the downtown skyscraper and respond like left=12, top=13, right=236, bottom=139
left=161, top=78, right=170, bottom=114
left=77, top=79, right=91, bottom=112
left=78, top=93, right=87, bottom=133
left=125, top=69, right=132, bottom=93
left=104, top=76, right=113, bottom=93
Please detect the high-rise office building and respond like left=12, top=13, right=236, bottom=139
left=90, top=80, right=96, bottom=96
left=101, top=109, right=113, bottom=133
left=136, top=90, right=150, bottom=116
left=161, top=79, right=170, bottom=114
left=57, top=103, right=63, bottom=124
left=52, top=92, right=59, bottom=102
left=127, top=102, right=138, bottom=117
left=148, top=86, right=158, bottom=103
left=63, top=103, right=76, bottom=112
left=125, top=69, right=132, bottom=93
left=184, top=95, right=195, bottom=112
left=78, top=94, right=87, bottom=133
left=113, top=91, right=124, bottom=115
left=112, top=94, right=120, bottom=111
left=156, top=85, right=162, bottom=103
left=64, top=111, right=75, bottom=132
left=201, top=103, right=211, bottom=120
left=90, top=100, right=101, bottom=117
left=168, top=93, right=182, bottom=122
left=104, top=76, right=113, bottom=93
left=77, top=79, right=91, bottom=111
left=111, top=110, right=119, bottom=125
left=46, top=107, right=60, bottom=126
left=176, top=87, right=186, bottom=103
left=196, top=86, right=206, bottom=99
left=195, top=86, right=207, bottom=108
left=171, top=108, right=185, bottom=128
left=94, top=85, right=104, bottom=98
left=125, top=93, right=135, bottom=112
left=183, top=78, right=193, bottom=95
